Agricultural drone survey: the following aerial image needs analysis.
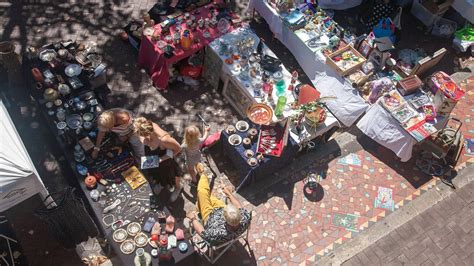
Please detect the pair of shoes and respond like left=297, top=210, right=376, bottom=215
left=170, top=186, right=183, bottom=202
left=153, top=184, right=163, bottom=195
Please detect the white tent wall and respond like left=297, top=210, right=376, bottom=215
left=0, top=98, right=51, bottom=212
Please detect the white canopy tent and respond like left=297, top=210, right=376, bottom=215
left=0, top=99, right=50, bottom=212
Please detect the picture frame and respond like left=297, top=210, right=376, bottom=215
left=358, top=40, right=372, bottom=59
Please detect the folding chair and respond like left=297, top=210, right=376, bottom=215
left=189, top=212, right=252, bottom=264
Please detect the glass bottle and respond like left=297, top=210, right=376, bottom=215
left=275, top=96, right=287, bottom=117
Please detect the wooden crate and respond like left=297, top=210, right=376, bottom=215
left=421, top=0, right=453, bottom=15
left=326, top=45, right=366, bottom=76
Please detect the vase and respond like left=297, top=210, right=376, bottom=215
left=180, top=30, right=193, bottom=50
left=31, top=68, right=44, bottom=83
left=134, top=248, right=151, bottom=266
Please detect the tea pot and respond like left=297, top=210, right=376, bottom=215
left=43, top=88, right=59, bottom=102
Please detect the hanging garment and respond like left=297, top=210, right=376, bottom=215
left=35, top=187, right=99, bottom=248
left=366, top=2, right=395, bottom=31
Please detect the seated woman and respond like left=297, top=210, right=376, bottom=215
left=134, top=117, right=183, bottom=202
left=92, top=108, right=144, bottom=160
left=187, top=163, right=251, bottom=244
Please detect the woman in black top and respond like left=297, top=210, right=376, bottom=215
left=134, top=117, right=183, bottom=202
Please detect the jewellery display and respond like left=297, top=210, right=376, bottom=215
left=102, top=214, right=116, bottom=227
left=134, top=233, right=148, bottom=247
left=120, top=239, right=136, bottom=255
left=103, top=199, right=121, bottom=213
left=126, top=222, right=141, bottom=236
left=113, top=228, right=128, bottom=243
left=111, top=219, right=130, bottom=230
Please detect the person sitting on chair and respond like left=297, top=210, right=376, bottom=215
left=187, top=163, right=251, bottom=243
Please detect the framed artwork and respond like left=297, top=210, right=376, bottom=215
left=358, top=40, right=372, bottom=58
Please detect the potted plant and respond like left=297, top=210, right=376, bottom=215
left=297, top=97, right=335, bottom=127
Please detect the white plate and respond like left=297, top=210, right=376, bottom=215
left=134, top=233, right=148, bottom=247
left=228, top=134, right=242, bottom=146
left=126, top=222, right=141, bottom=236
left=65, top=64, right=82, bottom=77
left=120, top=239, right=135, bottom=254
left=113, top=228, right=128, bottom=243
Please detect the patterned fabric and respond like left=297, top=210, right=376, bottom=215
left=366, top=3, right=394, bottom=30
left=201, top=207, right=251, bottom=244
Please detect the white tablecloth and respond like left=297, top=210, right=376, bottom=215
left=356, top=103, right=416, bottom=162
left=248, top=0, right=283, bottom=36
left=452, top=0, right=474, bottom=23
left=312, top=73, right=369, bottom=127
left=248, top=0, right=369, bottom=127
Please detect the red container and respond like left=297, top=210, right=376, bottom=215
left=31, top=68, right=44, bottom=83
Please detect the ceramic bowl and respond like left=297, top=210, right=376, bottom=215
left=126, top=222, right=141, bottom=236
left=58, top=83, right=71, bottom=96
left=178, top=242, right=188, bottom=252
left=83, top=121, right=93, bottom=130
left=113, top=228, right=128, bottom=243
left=82, top=112, right=94, bottom=122
left=247, top=157, right=258, bottom=166
left=120, top=239, right=135, bottom=255
left=65, top=64, right=82, bottom=77
left=273, top=71, right=283, bottom=80
left=244, top=149, right=254, bottom=158
left=236, top=121, right=249, bottom=132
left=56, top=121, right=67, bottom=130
left=66, top=114, right=82, bottom=129
left=39, top=49, right=57, bottom=62
left=134, top=233, right=148, bottom=247
left=226, top=125, right=236, bottom=134
left=54, top=99, right=62, bottom=106
left=228, top=134, right=242, bottom=146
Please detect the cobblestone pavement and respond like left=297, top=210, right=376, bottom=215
left=1, top=0, right=473, bottom=265
left=344, top=179, right=474, bottom=266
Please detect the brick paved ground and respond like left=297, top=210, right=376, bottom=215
left=344, top=180, right=474, bottom=266
left=1, top=0, right=473, bottom=265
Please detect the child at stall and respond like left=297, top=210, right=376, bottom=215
left=181, top=124, right=210, bottom=184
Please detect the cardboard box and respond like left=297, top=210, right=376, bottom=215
left=421, top=0, right=453, bottom=15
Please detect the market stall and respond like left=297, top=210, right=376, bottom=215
left=25, top=41, right=196, bottom=265
left=204, top=27, right=341, bottom=189
left=138, top=1, right=237, bottom=90
left=357, top=72, right=463, bottom=162
left=248, top=0, right=369, bottom=126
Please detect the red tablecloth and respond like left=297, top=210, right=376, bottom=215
left=138, top=2, right=233, bottom=90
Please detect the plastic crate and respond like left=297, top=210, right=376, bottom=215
left=411, top=0, right=438, bottom=26
left=431, top=17, right=457, bottom=38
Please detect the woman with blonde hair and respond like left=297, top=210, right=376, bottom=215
left=181, top=124, right=210, bottom=184
left=134, top=117, right=183, bottom=202
left=92, top=108, right=144, bottom=160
